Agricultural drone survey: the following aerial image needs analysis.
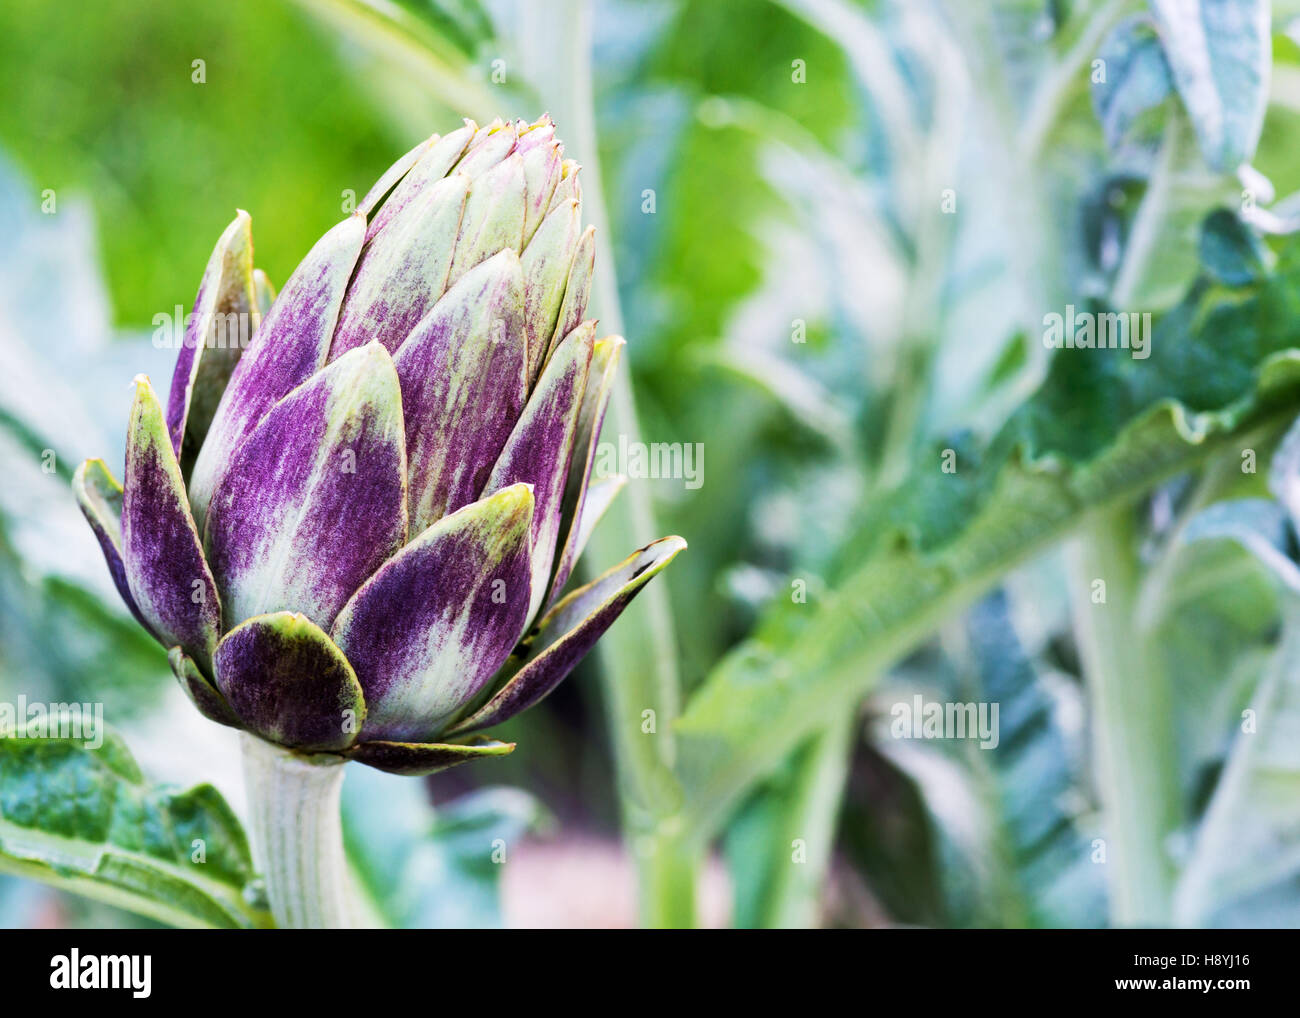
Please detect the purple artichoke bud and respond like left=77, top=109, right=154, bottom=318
left=74, top=116, right=685, bottom=775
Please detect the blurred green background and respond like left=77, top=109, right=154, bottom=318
left=3, top=0, right=1300, bottom=928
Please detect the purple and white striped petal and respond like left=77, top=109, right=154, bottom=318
left=516, top=119, right=562, bottom=245
left=521, top=198, right=582, bottom=384
left=451, top=119, right=516, bottom=178
left=366, top=124, right=474, bottom=237
left=168, top=647, right=240, bottom=729
left=213, top=612, right=365, bottom=752
left=204, top=343, right=408, bottom=632
left=548, top=160, right=582, bottom=214
left=393, top=250, right=528, bottom=531
left=329, top=174, right=469, bottom=359
left=187, top=214, right=367, bottom=529
left=548, top=335, right=623, bottom=603
left=447, top=536, right=687, bottom=735
left=73, top=458, right=157, bottom=640
left=332, top=484, right=534, bottom=742
left=544, top=226, right=595, bottom=367
left=345, top=737, right=514, bottom=776
left=447, top=154, right=528, bottom=287
left=121, top=377, right=222, bottom=669
left=484, top=320, right=596, bottom=623
left=514, top=114, right=553, bottom=145
left=165, top=211, right=259, bottom=477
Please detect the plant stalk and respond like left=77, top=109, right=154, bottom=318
left=518, top=0, right=696, bottom=927
left=240, top=733, right=358, bottom=929
left=1068, top=507, right=1180, bottom=926
left=635, top=820, right=699, bottom=928
left=763, top=719, right=855, bottom=928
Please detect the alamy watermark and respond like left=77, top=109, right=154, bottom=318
left=0, top=697, right=104, bottom=748
left=152, top=306, right=255, bottom=350
left=594, top=433, right=704, bottom=490
left=50, top=950, right=150, bottom=998
left=889, top=695, right=1000, bottom=749
left=1042, top=304, right=1151, bottom=360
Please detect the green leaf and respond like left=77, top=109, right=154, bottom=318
left=1153, top=517, right=1282, bottom=791
left=0, top=158, right=174, bottom=717
left=1149, top=0, right=1271, bottom=171
left=674, top=238, right=1300, bottom=837
left=845, top=589, right=1105, bottom=928
left=961, top=592, right=1106, bottom=928
left=341, top=765, right=544, bottom=928
left=1199, top=208, right=1269, bottom=287
left=1184, top=496, right=1300, bottom=589
left=291, top=0, right=507, bottom=122
left=698, top=346, right=855, bottom=451
left=0, top=725, right=270, bottom=928
left=1092, top=14, right=1173, bottom=154
left=1173, top=606, right=1300, bottom=926
left=0, top=538, right=167, bottom=719
left=836, top=742, right=978, bottom=927
left=1166, top=429, right=1300, bottom=924
left=723, top=719, right=852, bottom=928
left=386, top=0, right=495, bottom=57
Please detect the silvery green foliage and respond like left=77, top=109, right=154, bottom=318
left=0, top=724, right=269, bottom=928
left=1092, top=14, right=1173, bottom=157
left=1185, top=417, right=1300, bottom=593
left=342, top=767, right=544, bottom=928
left=0, top=155, right=173, bottom=717
left=1148, top=0, right=1272, bottom=172
left=1176, top=416, right=1300, bottom=925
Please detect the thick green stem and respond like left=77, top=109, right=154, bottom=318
left=1068, top=508, right=1180, bottom=926
left=634, top=820, right=699, bottom=928
left=1110, top=111, right=1179, bottom=309
left=762, top=719, right=854, bottom=928
left=1065, top=92, right=1183, bottom=929
left=240, top=734, right=359, bottom=929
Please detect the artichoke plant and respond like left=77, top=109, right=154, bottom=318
left=73, top=115, right=685, bottom=776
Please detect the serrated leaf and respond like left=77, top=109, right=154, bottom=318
left=0, top=726, right=270, bottom=928
left=674, top=237, right=1300, bottom=835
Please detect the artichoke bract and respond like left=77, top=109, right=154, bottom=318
left=74, top=115, right=685, bottom=775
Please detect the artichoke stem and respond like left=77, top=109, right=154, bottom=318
left=240, top=733, right=357, bottom=929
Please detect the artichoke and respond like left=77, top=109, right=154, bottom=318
left=74, top=115, right=685, bottom=775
